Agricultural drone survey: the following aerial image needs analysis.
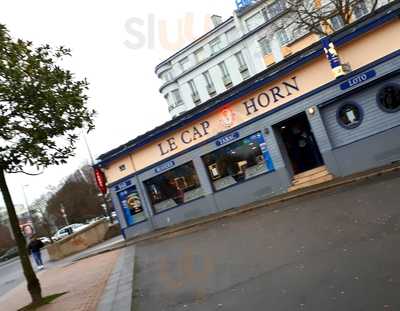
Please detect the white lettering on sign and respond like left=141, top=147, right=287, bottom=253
left=348, top=74, right=368, bottom=87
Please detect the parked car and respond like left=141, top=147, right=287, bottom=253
left=111, top=211, right=119, bottom=223
left=0, top=247, right=18, bottom=262
left=38, top=237, right=51, bottom=244
left=52, top=223, right=88, bottom=241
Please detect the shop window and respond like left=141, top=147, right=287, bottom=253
left=202, top=132, right=275, bottom=191
left=377, top=83, right=400, bottom=113
left=336, top=102, right=363, bottom=129
left=117, top=186, right=146, bottom=226
left=144, top=162, right=204, bottom=214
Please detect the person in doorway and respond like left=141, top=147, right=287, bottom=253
left=28, top=235, right=45, bottom=270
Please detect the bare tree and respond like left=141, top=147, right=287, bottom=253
left=285, top=0, right=381, bottom=36
left=46, top=164, right=106, bottom=227
left=30, top=194, right=57, bottom=242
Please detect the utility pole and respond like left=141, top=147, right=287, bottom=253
left=83, top=131, right=113, bottom=223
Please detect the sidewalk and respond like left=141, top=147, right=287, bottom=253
left=0, top=249, right=121, bottom=311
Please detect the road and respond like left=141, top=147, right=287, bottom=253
left=0, top=235, right=124, bottom=299
left=134, top=170, right=400, bottom=311
left=0, top=250, right=51, bottom=297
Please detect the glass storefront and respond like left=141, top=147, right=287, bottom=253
left=202, top=132, right=274, bottom=191
left=117, top=186, right=146, bottom=226
left=144, top=162, right=204, bottom=214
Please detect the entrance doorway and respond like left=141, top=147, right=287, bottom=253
left=276, top=112, right=324, bottom=175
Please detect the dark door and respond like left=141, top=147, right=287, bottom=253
left=276, top=112, right=324, bottom=175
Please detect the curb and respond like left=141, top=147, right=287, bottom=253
left=0, top=256, right=19, bottom=268
left=71, top=241, right=127, bottom=263
left=97, top=245, right=136, bottom=311
left=124, top=163, right=400, bottom=247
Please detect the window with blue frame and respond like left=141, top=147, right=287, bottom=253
left=144, top=162, right=204, bottom=214
left=202, top=132, right=274, bottom=191
left=337, top=102, right=363, bottom=129
left=117, top=186, right=146, bottom=226
left=377, top=83, right=400, bottom=113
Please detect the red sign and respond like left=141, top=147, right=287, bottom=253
left=94, top=168, right=108, bottom=194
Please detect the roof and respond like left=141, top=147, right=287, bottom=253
left=97, top=2, right=400, bottom=167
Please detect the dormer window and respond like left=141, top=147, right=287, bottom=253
left=162, top=70, right=173, bottom=82
left=179, top=57, right=191, bottom=72
left=210, top=37, right=223, bottom=55
left=276, top=29, right=290, bottom=45
left=194, top=48, right=206, bottom=63
left=245, top=11, right=265, bottom=32
left=258, top=37, right=272, bottom=55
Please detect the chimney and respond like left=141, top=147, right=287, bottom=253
left=211, top=15, right=223, bottom=27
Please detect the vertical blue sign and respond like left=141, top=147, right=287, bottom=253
left=252, top=132, right=275, bottom=171
left=117, top=186, right=145, bottom=226
left=321, top=37, right=345, bottom=78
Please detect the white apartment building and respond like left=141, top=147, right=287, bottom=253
left=155, top=0, right=387, bottom=118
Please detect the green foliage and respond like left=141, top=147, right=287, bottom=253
left=0, top=24, right=95, bottom=173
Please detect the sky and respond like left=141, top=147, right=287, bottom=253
left=0, top=0, right=234, bottom=208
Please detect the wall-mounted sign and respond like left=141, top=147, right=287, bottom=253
left=219, top=107, right=236, bottom=129
left=340, top=70, right=376, bottom=91
left=155, top=160, right=176, bottom=174
left=94, top=168, right=108, bottom=194
left=321, top=37, right=345, bottom=79
left=157, top=121, right=210, bottom=156
left=259, top=142, right=275, bottom=171
left=216, top=132, right=240, bottom=147
left=117, top=186, right=146, bottom=226
left=113, top=180, right=133, bottom=192
left=156, top=77, right=300, bottom=158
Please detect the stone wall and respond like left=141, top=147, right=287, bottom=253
left=47, top=220, right=109, bottom=261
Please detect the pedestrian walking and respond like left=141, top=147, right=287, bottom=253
left=28, top=235, right=45, bottom=270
